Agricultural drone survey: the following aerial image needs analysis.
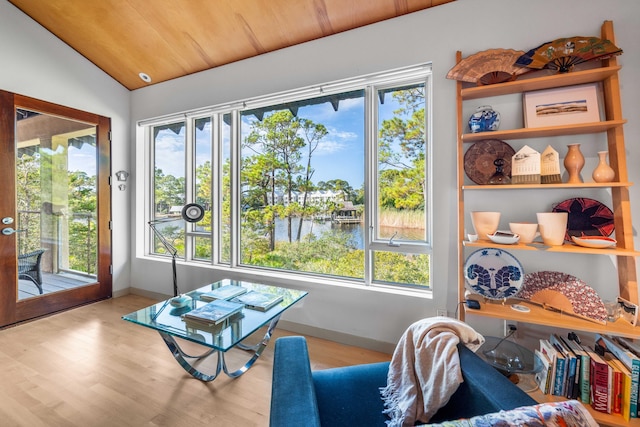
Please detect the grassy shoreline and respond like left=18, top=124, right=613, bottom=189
left=379, top=208, right=425, bottom=230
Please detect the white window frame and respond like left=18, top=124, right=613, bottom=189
left=140, top=63, right=433, bottom=291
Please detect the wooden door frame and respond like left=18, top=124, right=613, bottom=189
left=0, top=90, right=112, bottom=326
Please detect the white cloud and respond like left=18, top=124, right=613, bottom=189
left=316, top=140, right=346, bottom=155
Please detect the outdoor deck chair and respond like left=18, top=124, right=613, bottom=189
left=18, top=249, right=46, bottom=294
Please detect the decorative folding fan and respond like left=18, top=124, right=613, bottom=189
left=447, top=49, right=530, bottom=85
left=518, top=271, right=607, bottom=324
left=515, top=36, right=622, bottom=73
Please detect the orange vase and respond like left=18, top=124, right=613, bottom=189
left=563, top=144, right=585, bottom=183
left=592, top=151, right=615, bottom=183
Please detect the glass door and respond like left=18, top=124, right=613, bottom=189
left=0, top=91, right=112, bottom=326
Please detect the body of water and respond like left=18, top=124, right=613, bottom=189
left=274, top=218, right=424, bottom=249
left=155, top=217, right=425, bottom=250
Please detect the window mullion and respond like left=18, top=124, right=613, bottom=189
left=230, top=110, right=241, bottom=268
left=184, top=119, right=195, bottom=261
left=211, top=113, right=220, bottom=265
left=364, top=85, right=377, bottom=287
left=147, top=126, right=155, bottom=255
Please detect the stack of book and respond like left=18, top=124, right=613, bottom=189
left=534, top=332, right=640, bottom=421
left=182, top=299, right=244, bottom=329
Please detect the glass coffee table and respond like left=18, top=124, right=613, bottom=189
left=122, top=279, right=307, bottom=381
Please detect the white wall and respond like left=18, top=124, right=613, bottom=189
left=0, top=2, right=131, bottom=294
left=128, top=0, right=640, bottom=350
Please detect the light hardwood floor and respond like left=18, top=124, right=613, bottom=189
left=0, top=294, right=391, bottom=427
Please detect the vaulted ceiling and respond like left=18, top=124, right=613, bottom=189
left=9, top=0, right=455, bottom=90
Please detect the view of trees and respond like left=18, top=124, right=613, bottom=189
left=17, top=147, right=98, bottom=276
left=152, top=82, right=430, bottom=288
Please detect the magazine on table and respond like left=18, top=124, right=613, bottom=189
left=200, top=284, right=247, bottom=301
left=182, top=299, right=244, bottom=325
left=232, top=290, right=284, bottom=311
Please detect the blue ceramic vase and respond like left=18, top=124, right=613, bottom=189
left=468, top=105, right=500, bottom=133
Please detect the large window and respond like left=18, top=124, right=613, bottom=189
left=145, top=64, right=432, bottom=290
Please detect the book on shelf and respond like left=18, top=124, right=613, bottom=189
left=551, top=334, right=577, bottom=398
left=607, top=354, right=633, bottom=421
left=617, top=336, right=640, bottom=357
left=231, top=290, right=284, bottom=311
left=560, top=335, right=581, bottom=399
left=539, top=339, right=559, bottom=395
left=549, top=339, right=568, bottom=397
left=589, top=347, right=612, bottom=414
left=534, top=349, right=552, bottom=394
left=604, top=353, right=624, bottom=416
left=182, top=299, right=244, bottom=325
left=200, top=284, right=247, bottom=301
left=595, top=334, right=640, bottom=418
left=564, top=334, right=591, bottom=404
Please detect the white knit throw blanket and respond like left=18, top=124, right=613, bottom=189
left=380, top=317, right=485, bottom=427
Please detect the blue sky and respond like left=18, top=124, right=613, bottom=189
left=153, top=93, right=404, bottom=190
left=67, top=144, right=96, bottom=175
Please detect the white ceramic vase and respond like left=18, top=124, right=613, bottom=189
left=536, top=212, right=568, bottom=246
left=592, top=151, right=615, bottom=183
left=470, top=211, right=500, bottom=241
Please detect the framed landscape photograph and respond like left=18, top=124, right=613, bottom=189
left=523, top=83, right=601, bottom=128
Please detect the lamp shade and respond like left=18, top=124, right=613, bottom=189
left=181, top=203, right=205, bottom=223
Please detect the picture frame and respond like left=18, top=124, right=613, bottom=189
left=523, top=83, right=601, bottom=128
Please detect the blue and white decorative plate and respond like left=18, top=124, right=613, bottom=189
left=464, top=248, right=524, bottom=300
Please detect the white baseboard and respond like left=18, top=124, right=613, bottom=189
left=277, top=319, right=395, bottom=354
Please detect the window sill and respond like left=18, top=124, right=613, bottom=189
left=139, top=254, right=432, bottom=300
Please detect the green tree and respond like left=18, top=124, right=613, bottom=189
left=378, top=86, right=426, bottom=211
left=67, top=171, right=97, bottom=274
left=16, top=153, right=41, bottom=253
left=242, top=153, right=281, bottom=250
left=295, top=118, right=327, bottom=241
left=154, top=168, right=185, bottom=214
left=317, top=179, right=355, bottom=202
left=244, top=110, right=305, bottom=243
left=195, top=160, right=212, bottom=230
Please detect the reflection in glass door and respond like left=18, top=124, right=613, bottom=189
left=16, top=109, right=98, bottom=300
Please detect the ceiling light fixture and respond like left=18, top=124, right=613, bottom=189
left=139, top=72, right=152, bottom=83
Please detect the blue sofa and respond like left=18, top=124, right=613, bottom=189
left=269, top=336, right=537, bottom=426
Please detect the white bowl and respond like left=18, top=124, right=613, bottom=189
left=488, top=231, right=520, bottom=245
left=509, top=222, right=539, bottom=244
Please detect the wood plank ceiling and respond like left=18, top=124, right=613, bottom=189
left=9, top=0, right=455, bottom=90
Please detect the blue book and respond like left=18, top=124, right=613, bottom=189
left=550, top=334, right=573, bottom=396
left=549, top=340, right=567, bottom=396
left=559, top=335, right=581, bottom=399
left=565, top=335, right=591, bottom=403
left=596, top=334, right=639, bottom=418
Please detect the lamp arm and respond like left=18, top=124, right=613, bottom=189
left=149, top=220, right=180, bottom=297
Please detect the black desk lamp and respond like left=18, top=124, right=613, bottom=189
left=148, top=203, right=205, bottom=308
